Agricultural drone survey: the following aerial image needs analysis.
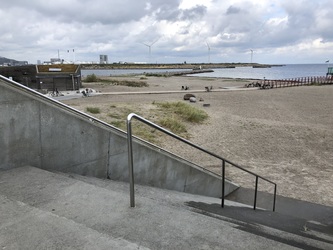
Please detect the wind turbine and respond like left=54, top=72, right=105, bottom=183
left=250, top=49, right=254, bottom=64
left=143, top=39, right=159, bottom=63
left=206, top=42, right=211, bottom=64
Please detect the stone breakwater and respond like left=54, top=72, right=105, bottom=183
left=144, top=69, right=214, bottom=76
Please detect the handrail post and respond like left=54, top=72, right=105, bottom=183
left=125, top=113, right=277, bottom=212
left=127, top=116, right=135, bottom=207
left=221, top=160, right=225, bottom=208
left=273, top=184, right=277, bottom=212
left=254, top=176, right=258, bottom=210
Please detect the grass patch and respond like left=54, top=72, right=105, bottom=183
left=108, top=113, right=122, bottom=119
left=158, top=117, right=187, bottom=134
left=83, top=75, right=148, bottom=87
left=80, top=101, right=208, bottom=143
left=100, top=78, right=148, bottom=87
left=145, top=73, right=170, bottom=77
left=155, top=101, right=208, bottom=123
left=107, top=106, right=141, bottom=131
left=109, top=120, right=124, bottom=128
left=84, top=74, right=98, bottom=82
left=132, top=125, right=158, bottom=143
left=86, top=107, right=100, bottom=114
left=109, top=102, right=209, bottom=140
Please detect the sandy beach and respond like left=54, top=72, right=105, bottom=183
left=62, top=76, right=333, bottom=207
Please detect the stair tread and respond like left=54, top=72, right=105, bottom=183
left=1, top=166, right=332, bottom=249
left=227, top=187, right=333, bottom=225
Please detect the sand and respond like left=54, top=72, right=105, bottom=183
left=62, top=76, right=333, bottom=206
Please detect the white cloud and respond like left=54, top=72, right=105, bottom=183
left=0, top=0, right=332, bottom=64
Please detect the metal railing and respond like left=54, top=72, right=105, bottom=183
left=127, top=113, right=277, bottom=211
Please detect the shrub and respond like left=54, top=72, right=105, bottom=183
left=109, top=120, right=124, bottom=129
left=85, top=74, right=98, bottom=82
left=156, top=102, right=208, bottom=123
left=158, top=117, right=187, bottom=134
left=99, top=79, right=148, bottom=87
left=86, top=107, right=100, bottom=114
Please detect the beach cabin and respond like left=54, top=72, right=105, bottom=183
left=0, top=64, right=81, bottom=91
left=36, top=64, right=81, bottom=91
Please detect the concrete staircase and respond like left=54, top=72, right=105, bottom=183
left=1, top=166, right=332, bottom=249
left=227, top=187, right=333, bottom=226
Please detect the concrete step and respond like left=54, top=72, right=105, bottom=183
left=0, top=194, right=142, bottom=249
left=226, top=187, right=333, bottom=226
left=187, top=201, right=333, bottom=248
left=1, top=166, right=332, bottom=249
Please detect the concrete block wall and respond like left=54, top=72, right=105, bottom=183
left=0, top=76, right=238, bottom=198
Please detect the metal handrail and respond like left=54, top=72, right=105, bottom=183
left=127, top=113, right=277, bottom=211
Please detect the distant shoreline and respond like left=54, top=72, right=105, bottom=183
left=81, top=63, right=285, bottom=70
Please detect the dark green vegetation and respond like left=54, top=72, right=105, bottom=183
left=155, top=102, right=208, bottom=123
left=86, top=107, right=101, bottom=114
left=84, top=74, right=98, bottom=82
left=83, top=74, right=148, bottom=87
left=83, top=101, right=209, bottom=143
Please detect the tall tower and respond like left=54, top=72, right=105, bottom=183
left=100, top=55, right=108, bottom=64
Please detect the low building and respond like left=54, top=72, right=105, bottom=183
left=0, top=64, right=81, bottom=91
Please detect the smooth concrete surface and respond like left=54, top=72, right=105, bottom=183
left=0, top=86, right=42, bottom=169
left=0, top=76, right=238, bottom=198
left=109, top=133, right=237, bottom=197
left=1, top=166, right=332, bottom=249
left=227, top=187, right=333, bottom=226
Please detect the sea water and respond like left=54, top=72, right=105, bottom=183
left=82, top=64, right=330, bottom=80
left=191, top=64, right=330, bottom=79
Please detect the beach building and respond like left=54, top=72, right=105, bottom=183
left=0, top=64, right=81, bottom=91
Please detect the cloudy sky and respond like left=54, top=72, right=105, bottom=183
left=1, top=0, right=332, bottom=64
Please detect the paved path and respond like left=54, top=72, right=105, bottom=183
left=50, top=86, right=260, bottom=101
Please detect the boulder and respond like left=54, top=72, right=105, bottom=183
left=184, top=93, right=195, bottom=100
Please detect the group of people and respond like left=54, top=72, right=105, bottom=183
left=81, top=88, right=92, bottom=97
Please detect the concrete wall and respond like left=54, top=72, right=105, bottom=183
left=0, top=76, right=238, bottom=198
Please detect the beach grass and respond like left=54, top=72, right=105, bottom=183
left=155, top=101, right=208, bottom=123
left=82, top=101, right=208, bottom=143
left=99, top=78, right=148, bottom=87
left=86, top=107, right=100, bottom=114
left=83, top=74, right=148, bottom=87
left=158, top=116, right=187, bottom=134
